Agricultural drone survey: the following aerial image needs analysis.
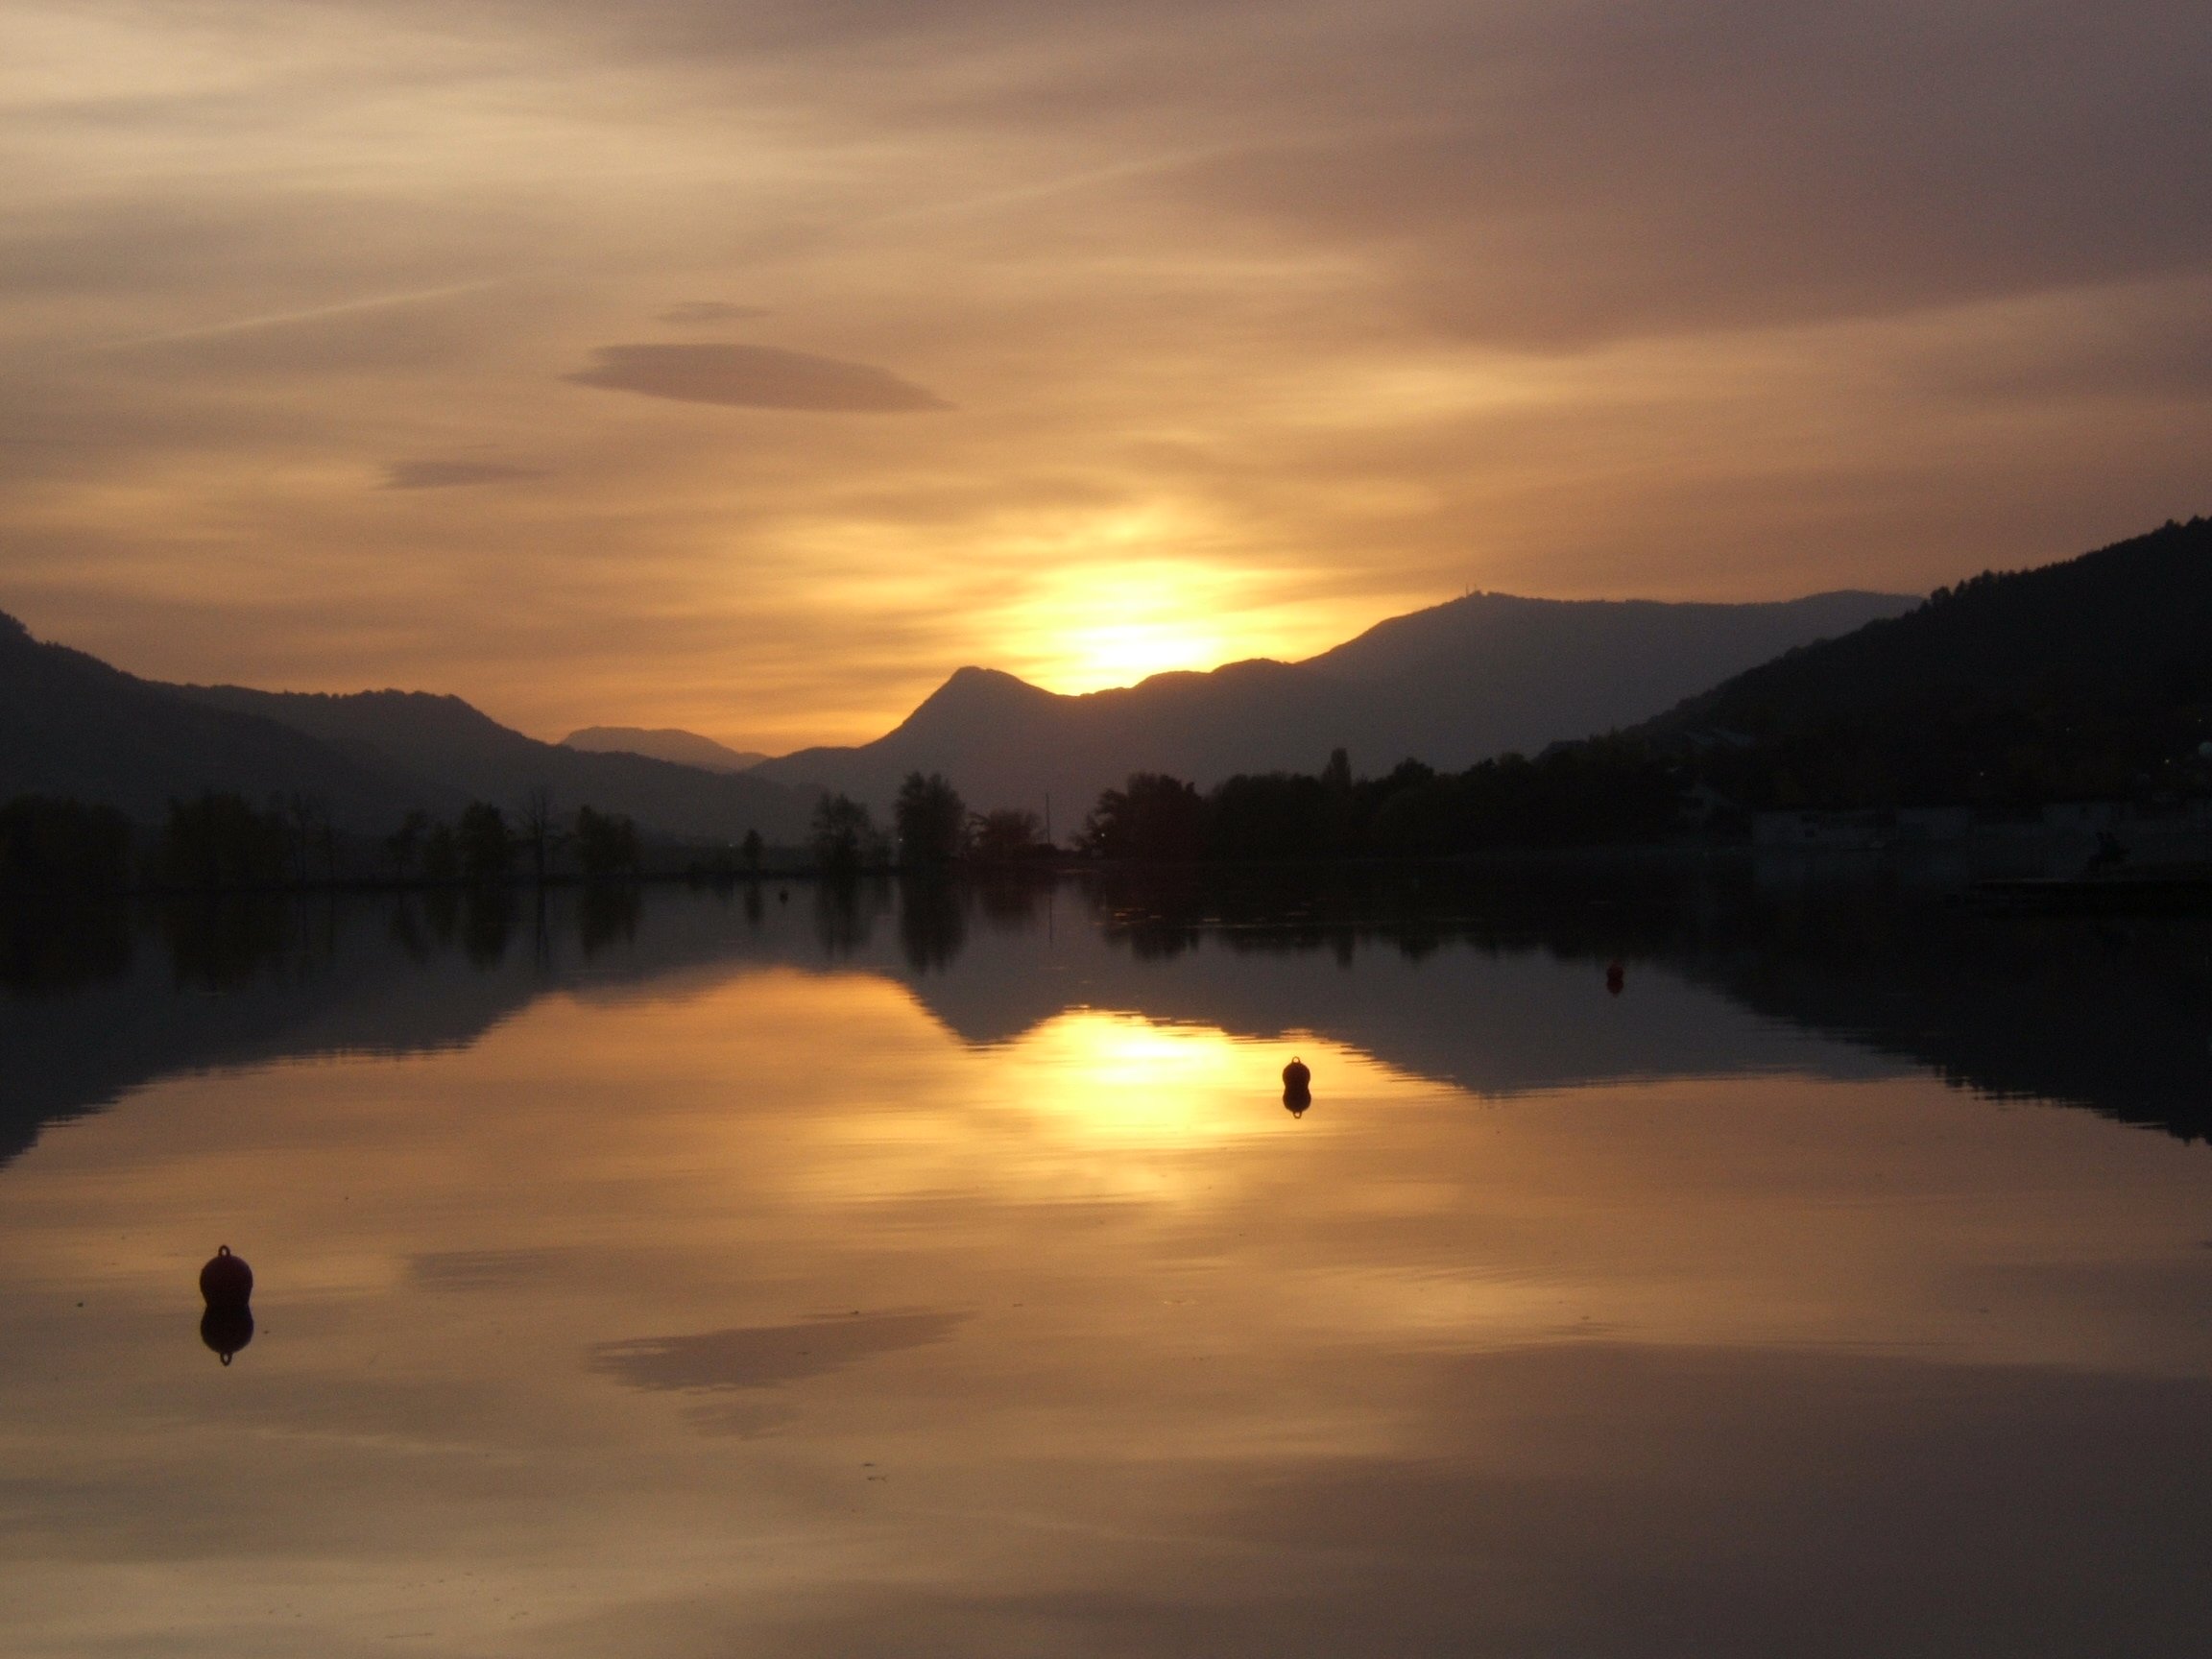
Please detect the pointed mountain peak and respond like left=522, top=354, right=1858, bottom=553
left=882, top=666, right=1061, bottom=743
left=916, top=665, right=1055, bottom=709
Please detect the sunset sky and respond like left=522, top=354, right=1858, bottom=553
left=3, top=1, right=2207, bottom=752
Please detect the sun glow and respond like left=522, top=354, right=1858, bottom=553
left=1056, top=610, right=1227, bottom=691
left=994, top=548, right=1271, bottom=693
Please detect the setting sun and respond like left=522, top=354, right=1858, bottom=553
left=992, top=551, right=1299, bottom=694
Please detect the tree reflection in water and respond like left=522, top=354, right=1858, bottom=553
left=898, top=877, right=966, bottom=973
left=6, top=865, right=2212, bottom=1165
left=578, top=883, right=641, bottom=960
left=813, top=876, right=885, bottom=959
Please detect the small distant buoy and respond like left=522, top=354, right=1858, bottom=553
left=199, top=1245, right=252, bottom=1311
left=1282, top=1057, right=1311, bottom=1091
left=1605, top=960, right=1625, bottom=996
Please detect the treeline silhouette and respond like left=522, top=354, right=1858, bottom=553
left=803, top=753, right=1682, bottom=874
left=0, top=789, right=647, bottom=893
left=0, top=796, right=133, bottom=892
left=1077, top=741, right=1682, bottom=864
left=805, top=771, right=1053, bottom=876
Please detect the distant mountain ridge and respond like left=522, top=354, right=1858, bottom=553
left=751, top=589, right=1916, bottom=816
left=175, top=685, right=806, bottom=841
left=562, top=726, right=768, bottom=772
left=0, top=613, right=431, bottom=828
left=0, top=611, right=805, bottom=842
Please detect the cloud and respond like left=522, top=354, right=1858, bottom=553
left=566, top=343, right=953, bottom=412
left=379, top=459, right=544, bottom=490
left=1155, top=2, right=2212, bottom=348
left=8, top=0, right=2211, bottom=753
left=657, top=301, right=772, bottom=325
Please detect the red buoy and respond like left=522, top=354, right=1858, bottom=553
left=1605, top=960, right=1625, bottom=996
left=199, top=1245, right=252, bottom=1310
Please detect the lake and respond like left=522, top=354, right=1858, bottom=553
left=5, top=865, right=2211, bottom=1656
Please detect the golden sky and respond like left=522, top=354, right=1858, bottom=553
left=2, top=1, right=2208, bottom=750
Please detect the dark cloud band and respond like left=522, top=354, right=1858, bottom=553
left=657, top=301, right=772, bottom=325
left=381, top=459, right=543, bottom=490
left=567, top=343, right=952, bottom=412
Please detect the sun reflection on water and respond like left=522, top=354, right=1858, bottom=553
left=999, top=1012, right=1304, bottom=1143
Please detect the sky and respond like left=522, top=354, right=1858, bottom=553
left=2, top=1, right=2208, bottom=752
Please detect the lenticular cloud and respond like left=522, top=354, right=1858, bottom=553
left=567, top=343, right=951, bottom=412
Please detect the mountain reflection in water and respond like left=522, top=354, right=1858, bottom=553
left=8, top=864, right=2212, bottom=1171
left=5, top=865, right=2212, bottom=1656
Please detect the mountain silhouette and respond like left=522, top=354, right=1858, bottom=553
left=561, top=726, right=768, bottom=772
left=0, top=613, right=430, bottom=826
left=0, top=610, right=805, bottom=841
left=3, top=578, right=1916, bottom=843
left=1648, top=517, right=2212, bottom=805
left=751, top=589, right=1913, bottom=815
left=175, top=684, right=806, bottom=841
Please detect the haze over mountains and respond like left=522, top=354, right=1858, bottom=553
left=562, top=727, right=768, bottom=773
left=753, top=589, right=1915, bottom=817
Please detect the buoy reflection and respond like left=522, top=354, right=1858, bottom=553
left=200, top=1304, right=254, bottom=1365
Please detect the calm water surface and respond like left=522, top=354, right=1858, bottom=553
left=5, top=872, right=2212, bottom=1656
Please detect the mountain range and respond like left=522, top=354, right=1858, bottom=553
left=752, top=590, right=1914, bottom=818
left=173, top=683, right=808, bottom=841
left=1, top=585, right=1919, bottom=841
left=0, top=613, right=808, bottom=842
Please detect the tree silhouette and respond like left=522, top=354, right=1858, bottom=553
left=809, top=793, right=874, bottom=876
left=457, top=801, right=515, bottom=884
left=574, top=805, right=641, bottom=879
left=422, top=821, right=460, bottom=883
left=517, top=787, right=565, bottom=884
left=0, top=796, right=132, bottom=892
left=894, top=771, right=967, bottom=866
left=160, top=794, right=288, bottom=890
left=1081, top=773, right=1207, bottom=862
left=280, top=792, right=335, bottom=885
left=384, top=809, right=430, bottom=881
left=970, top=806, right=1044, bottom=863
